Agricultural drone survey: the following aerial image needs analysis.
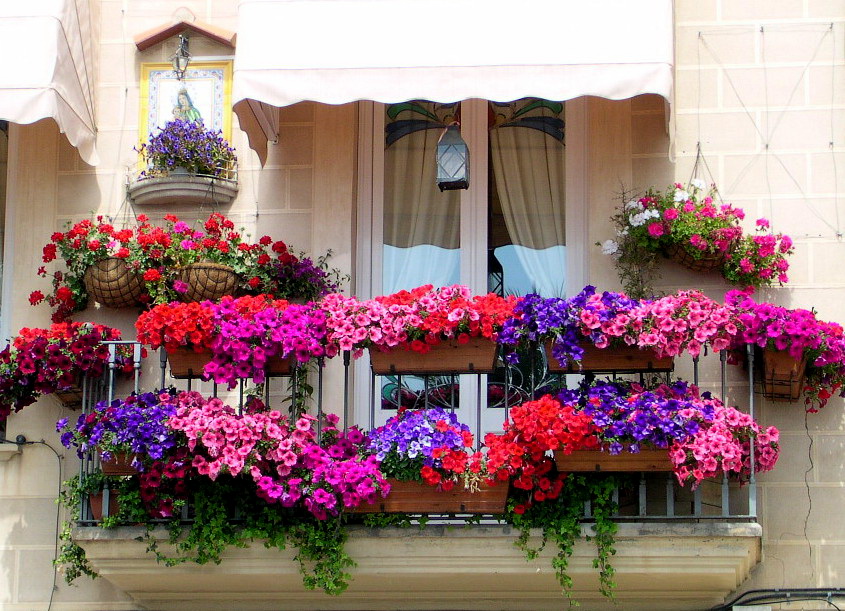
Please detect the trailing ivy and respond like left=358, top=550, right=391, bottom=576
left=507, top=473, right=621, bottom=605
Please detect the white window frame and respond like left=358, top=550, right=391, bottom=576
left=353, top=98, right=588, bottom=430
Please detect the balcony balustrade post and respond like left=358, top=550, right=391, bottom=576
left=693, top=486, right=702, bottom=516
left=639, top=475, right=647, bottom=516
left=665, top=475, right=675, bottom=517
left=693, top=355, right=700, bottom=386
left=133, top=343, right=142, bottom=395
left=108, top=344, right=117, bottom=403
left=159, top=347, right=167, bottom=390
left=317, top=357, right=324, bottom=441
left=720, top=349, right=727, bottom=402
left=747, top=344, right=757, bottom=518
left=342, top=351, right=351, bottom=431
left=721, top=474, right=730, bottom=517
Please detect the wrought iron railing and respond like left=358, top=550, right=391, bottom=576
left=77, top=342, right=760, bottom=523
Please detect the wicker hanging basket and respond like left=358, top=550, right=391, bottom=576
left=83, top=257, right=145, bottom=308
left=177, top=262, right=238, bottom=303
left=664, top=243, right=728, bottom=273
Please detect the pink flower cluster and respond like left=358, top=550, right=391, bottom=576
left=203, top=295, right=328, bottom=388
left=322, top=284, right=516, bottom=356
left=577, top=290, right=741, bottom=359
left=168, top=392, right=388, bottom=520
left=671, top=399, right=780, bottom=488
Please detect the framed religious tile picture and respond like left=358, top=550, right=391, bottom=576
left=139, top=60, right=233, bottom=142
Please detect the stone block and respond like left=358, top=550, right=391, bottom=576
left=763, top=484, right=845, bottom=541
left=722, top=153, right=808, bottom=196
left=632, top=113, right=669, bottom=156
left=721, top=0, right=804, bottom=20
left=768, top=109, right=844, bottom=151
left=721, top=66, right=808, bottom=110
left=675, top=111, right=761, bottom=153
left=289, top=168, right=314, bottom=210
left=814, top=434, right=845, bottom=482
left=679, top=26, right=757, bottom=68
left=674, top=67, right=720, bottom=110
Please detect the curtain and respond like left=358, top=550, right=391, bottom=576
left=383, top=117, right=460, bottom=294
left=490, top=103, right=566, bottom=297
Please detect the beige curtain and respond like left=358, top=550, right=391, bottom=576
left=490, top=114, right=566, bottom=296
left=383, top=123, right=460, bottom=293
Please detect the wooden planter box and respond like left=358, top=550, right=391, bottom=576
left=545, top=341, right=674, bottom=374
left=89, top=491, right=120, bottom=521
left=347, top=479, right=508, bottom=514
left=554, top=449, right=673, bottom=472
left=100, top=453, right=137, bottom=476
left=166, top=346, right=213, bottom=379
left=758, top=347, right=807, bottom=402
left=369, top=338, right=497, bottom=375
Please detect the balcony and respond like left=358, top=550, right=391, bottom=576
left=69, top=341, right=764, bottom=610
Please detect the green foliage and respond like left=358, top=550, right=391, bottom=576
left=507, top=474, right=620, bottom=605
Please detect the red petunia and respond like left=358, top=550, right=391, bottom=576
left=143, top=269, right=161, bottom=282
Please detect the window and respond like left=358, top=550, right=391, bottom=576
left=356, top=98, right=586, bottom=435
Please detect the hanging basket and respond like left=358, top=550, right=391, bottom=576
left=83, top=257, right=145, bottom=308
left=53, top=375, right=84, bottom=409
left=368, top=337, right=498, bottom=375
left=347, top=479, right=508, bottom=514
left=100, top=452, right=137, bottom=476
left=758, top=347, right=807, bottom=402
left=545, top=341, right=674, bottom=374
left=178, top=262, right=238, bottom=303
left=166, top=346, right=213, bottom=379
left=554, top=449, right=674, bottom=472
left=127, top=174, right=238, bottom=206
left=663, top=243, right=728, bottom=273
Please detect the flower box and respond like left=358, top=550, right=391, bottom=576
left=53, top=384, right=84, bottom=410
left=266, top=354, right=295, bottom=377
left=347, top=479, right=507, bottom=514
left=166, top=346, right=213, bottom=379
left=369, top=338, right=497, bottom=375
left=83, top=257, right=145, bottom=308
left=100, top=453, right=137, bottom=476
left=88, top=491, right=120, bottom=521
left=758, top=347, right=807, bottom=402
left=545, top=341, right=673, bottom=373
left=554, top=449, right=673, bottom=472
left=127, top=175, right=238, bottom=206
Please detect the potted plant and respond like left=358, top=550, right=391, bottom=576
left=354, top=406, right=505, bottom=514
left=135, top=300, right=217, bottom=378
left=323, top=284, right=517, bottom=374
left=128, top=119, right=238, bottom=206
left=601, top=180, right=793, bottom=297
left=255, top=243, right=347, bottom=303
left=727, top=290, right=845, bottom=409
left=0, top=323, right=133, bottom=419
left=30, top=217, right=145, bottom=319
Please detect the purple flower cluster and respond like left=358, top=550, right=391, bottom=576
left=558, top=380, right=708, bottom=454
left=368, top=407, right=472, bottom=480
left=57, top=390, right=179, bottom=467
left=269, top=256, right=341, bottom=302
left=138, top=119, right=236, bottom=177
left=498, top=286, right=645, bottom=366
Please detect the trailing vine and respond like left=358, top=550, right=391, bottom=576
left=507, top=474, right=620, bottom=605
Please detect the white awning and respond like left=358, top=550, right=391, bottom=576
left=233, top=0, right=674, bottom=162
left=0, top=0, right=98, bottom=165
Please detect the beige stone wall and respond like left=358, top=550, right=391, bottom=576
left=0, top=0, right=843, bottom=608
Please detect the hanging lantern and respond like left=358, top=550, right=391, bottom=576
left=436, top=123, right=469, bottom=191
left=170, top=34, right=192, bottom=80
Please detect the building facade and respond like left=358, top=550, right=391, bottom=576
left=0, top=1, right=843, bottom=609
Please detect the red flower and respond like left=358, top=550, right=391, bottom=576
left=259, top=235, right=272, bottom=246
left=248, top=276, right=261, bottom=289
left=56, top=286, right=73, bottom=302
left=137, top=214, right=149, bottom=222
left=272, top=241, right=287, bottom=254
left=116, top=247, right=130, bottom=258
left=42, top=243, right=57, bottom=263
left=143, top=269, right=162, bottom=282
left=50, top=232, right=64, bottom=243
left=257, top=253, right=271, bottom=266
left=28, top=291, right=44, bottom=305
left=87, top=239, right=101, bottom=251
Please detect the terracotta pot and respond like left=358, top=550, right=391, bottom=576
left=178, top=262, right=238, bottom=303
left=84, top=257, right=145, bottom=308
left=368, top=338, right=497, bottom=375
left=663, top=242, right=730, bottom=273
left=166, top=346, right=213, bottom=379
left=100, top=452, right=137, bottom=476
left=88, top=491, right=121, bottom=520
left=347, top=478, right=508, bottom=514
left=758, top=347, right=807, bottom=402
left=544, top=341, right=673, bottom=374
left=554, top=449, right=673, bottom=473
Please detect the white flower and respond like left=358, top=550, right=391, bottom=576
left=673, top=189, right=690, bottom=202
left=690, top=178, right=706, bottom=190
left=646, top=209, right=660, bottom=219
left=601, top=239, right=619, bottom=256
left=625, top=200, right=640, bottom=210
left=629, top=212, right=645, bottom=227
left=616, top=228, right=629, bottom=237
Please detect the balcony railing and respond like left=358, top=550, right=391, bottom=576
left=75, top=341, right=761, bottom=524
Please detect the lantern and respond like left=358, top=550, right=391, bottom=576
left=436, top=123, right=469, bottom=191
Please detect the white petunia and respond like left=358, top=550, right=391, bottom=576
left=625, top=200, right=640, bottom=210
left=616, top=228, right=629, bottom=237
left=673, top=189, right=690, bottom=202
left=629, top=212, right=645, bottom=227
left=690, top=178, right=706, bottom=190
left=601, top=239, right=619, bottom=256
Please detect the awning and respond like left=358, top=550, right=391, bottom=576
left=233, top=0, right=674, bottom=163
left=0, top=0, right=98, bottom=165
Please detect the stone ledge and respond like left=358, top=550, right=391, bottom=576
left=75, top=522, right=762, bottom=611
left=0, top=441, right=21, bottom=461
left=127, top=176, right=238, bottom=206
